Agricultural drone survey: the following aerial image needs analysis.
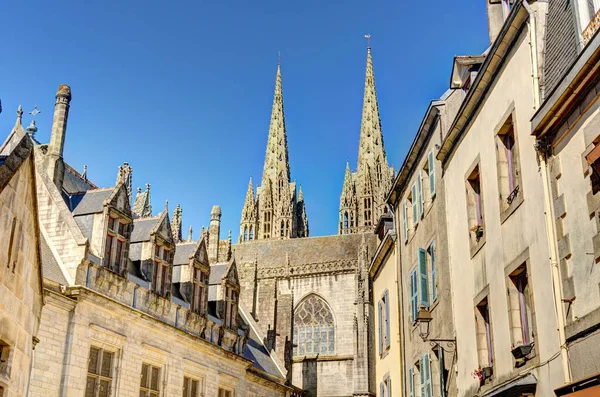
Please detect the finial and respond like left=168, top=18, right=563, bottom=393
left=164, top=200, right=169, bottom=212
left=277, top=51, right=281, bottom=66
left=145, top=183, right=151, bottom=191
left=16, top=105, right=23, bottom=120
left=26, top=119, right=38, bottom=136
left=188, top=225, right=193, bottom=242
left=82, top=165, right=88, bottom=180
left=228, top=230, right=232, bottom=242
left=137, top=187, right=142, bottom=194
left=364, top=34, right=371, bottom=49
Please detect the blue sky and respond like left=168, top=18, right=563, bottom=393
left=0, top=1, right=489, bottom=240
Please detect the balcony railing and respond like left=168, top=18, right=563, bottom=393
left=583, top=8, right=600, bottom=46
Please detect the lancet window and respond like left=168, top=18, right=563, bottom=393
left=293, top=295, right=335, bottom=356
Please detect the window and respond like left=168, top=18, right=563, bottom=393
left=182, top=376, right=203, bottom=397
left=419, top=353, right=433, bottom=397
left=378, top=290, right=390, bottom=355
left=249, top=226, right=254, bottom=240
left=293, top=295, right=335, bottom=356
left=410, top=184, right=419, bottom=228
left=224, top=286, right=238, bottom=328
left=495, top=115, right=521, bottom=213
left=364, top=197, right=372, bottom=227
left=475, top=298, right=494, bottom=371
left=152, top=244, right=172, bottom=297
left=140, top=363, right=161, bottom=397
left=192, top=267, right=208, bottom=314
left=587, top=139, right=600, bottom=194
left=218, top=388, right=233, bottom=397
left=507, top=264, right=535, bottom=353
left=263, top=211, right=271, bottom=239
left=427, top=151, right=436, bottom=199
left=428, top=242, right=437, bottom=302
left=85, top=347, right=114, bottom=397
left=104, top=216, right=129, bottom=274
left=380, top=374, right=391, bottom=397
left=418, top=248, right=430, bottom=309
left=243, top=227, right=248, bottom=242
left=410, top=269, right=418, bottom=324
left=0, top=341, right=11, bottom=379
left=466, top=164, right=485, bottom=248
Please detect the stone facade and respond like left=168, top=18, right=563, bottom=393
left=0, top=85, right=301, bottom=397
left=339, top=48, right=394, bottom=235
left=0, top=113, right=44, bottom=397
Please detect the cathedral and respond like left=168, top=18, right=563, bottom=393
left=234, top=46, right=394, bottom=396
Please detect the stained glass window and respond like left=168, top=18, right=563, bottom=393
left=293, top=295, right=335, bottom=356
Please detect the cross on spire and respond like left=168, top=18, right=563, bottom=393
left=364, top=34, right=371, bottom=48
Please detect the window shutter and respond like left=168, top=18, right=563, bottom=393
left=412, top=184, right=419, bottom=226
left=409, top=367, right=414, bottom=397
left=378, top=300, right=383, bottom=355
left=164, top=252, right=173, bottom=299
left=380, top=382, right=384, bottom=397
left=418, top=248, right=430, bottom=308
left=420, top=356, right=426, bottom=397
left=418, top=172, right=424, bottom=218
left=402, top=200, right=408, bottom=242
left=387, top=377, right=391, bottom=397
left=384, top=290, right=390, bottom=349
left=431, top=242, right=437, bottom=301
left=425, top=353, right=432, bottom=397
left=429, top=151, right=436, bottom=197
left=120, top=223, right=132, bottom=276
left=410, top=269, right=418, bottom=323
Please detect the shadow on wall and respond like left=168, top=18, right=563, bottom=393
left=302, top=359, right=318, bottom=397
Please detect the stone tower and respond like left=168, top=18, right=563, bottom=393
left=339, top=47, right=394, bottom=234
left=239, top=64, right=309, bottom=242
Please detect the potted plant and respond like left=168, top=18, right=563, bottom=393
left=471, top=225, right=484, bottom=242
left=511, top=342, right=534, bottom=359
left=472, top=366, right=493, bottom=386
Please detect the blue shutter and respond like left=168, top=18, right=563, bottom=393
left=429, top=151, right=436, bottom=198
left=424, top=353, right=432, bottom=397
left=412, top=184, right=419, bottom=226
left=418, top=172, right=424, bottom=218
left=410, top=269, right=418, bottom=323
left=380, top=382, right=384, bottom=397
left=420, top=356, right=426, bottom=397
left=418, top=248, right=430, bottom=308
left=378, top=300, right=383, bottom=355
left=408, top=367, right=414, bottom=397
left=384, top=290, right=390, bottom=349
left=402, top=200, right=408, bottom=242
left=430, top=242, right=437, bottom=301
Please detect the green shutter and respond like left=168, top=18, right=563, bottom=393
left=420, top=356, right=426, bottom=397
left=424, top=353, right=432, bottom=397
left=418, top=173, right=424, bottom=218
left=402, top=200, right=408, bottom=242
left=412, top=183, right=419, bottom=226
left=418, top=248, right=430, bottom=308
left=378, top=300, right=383, bottom=355
left=410, top=269, right=418, bottom=323
left=430, top=241, right=437, bottom=301
left=429, top=151, right=436, bottom=197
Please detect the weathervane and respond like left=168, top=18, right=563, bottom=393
left=364, top=34, right=371, bottom=48
left=29, top=105, right=41, bottom=117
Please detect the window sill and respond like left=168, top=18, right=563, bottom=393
left=500, top=191, right=524, bottom=224
left=470, top=234, right=486, bottom=258
left=292, top=354, right=352, bottom=363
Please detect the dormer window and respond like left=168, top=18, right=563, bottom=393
left=152, top=243, right=172, bottom=297
left=192, top=267, right=209, bottom=314
left=104, top=216, right=129, bottom=274
left=224, top=285, right=238, bottom=329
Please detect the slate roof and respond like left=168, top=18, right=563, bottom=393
left=40, top=234, right=69, bottom=285
left=209, top=263, right=228, bottom=285
left=233, top=233, right=377, bottom=268
left=63, top=163, right=97, bottom=194
left=131, top=217, right=160, bottom=243
left=239, top=308, right=284, bottom=378
left=70, top=188, right=113, bottom=215
left=173, top=242, right=196, bottom=266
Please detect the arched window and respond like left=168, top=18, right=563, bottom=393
left=281, top=220, right=285, bottom=237
left=293, top=295, right=335, bottom=356
left=243, top=227, right=248, bottom=242
left=343, top=212, right=349, bottom=230
left=249, top=226, right=254, bottom=240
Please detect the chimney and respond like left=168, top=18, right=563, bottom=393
left=47, top=84, right=72, bottom=191
left=208, top=205, right=221, bottom=263
left=486, top=0, right=507, bottom=44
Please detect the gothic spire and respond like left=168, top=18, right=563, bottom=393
left=241, top=175, right=256, bottom=222
left=357, top=47, right=388, bottom=175
left=262, top=64, right=290, bottom=188
left=132, top=183, right=152, bottom=218
left=172, top=204, right=182, bottom=243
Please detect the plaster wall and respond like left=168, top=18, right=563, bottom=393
left=442, top=30, right=564, bottom=397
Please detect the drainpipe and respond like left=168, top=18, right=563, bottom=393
left=523, top=1, right=572, bottom=384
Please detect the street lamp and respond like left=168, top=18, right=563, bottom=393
left=415, top=308, right=456, bottom=351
